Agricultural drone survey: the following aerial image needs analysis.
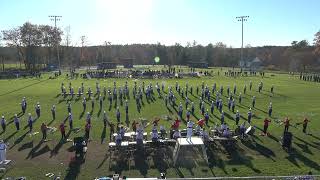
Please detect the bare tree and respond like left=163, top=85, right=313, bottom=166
left=80, top=35, right=88, bottom=67
left=103, top=41, right=112, bottom=62
left=65, top=26, right=71, bottom=47
left=2, top=22, right=62, bottom=71
left=314, top=30, right=320, bottom=57
left=2, top=28, right=25, bottom=69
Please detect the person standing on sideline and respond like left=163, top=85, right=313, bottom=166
left=103, top=111, right=108, bottom=127
left=204, top=110, right=209, bottom=126
left=14, top=114, right=20, bottom=131
left=252, top=96, right=256, bottom=108
left=263, top=118, right=271, bottom=135
left=248, top=108, right=252, bottom=124
left=302, top=117, right=310, bottom=134
left=85, top=122, right=91, bottom=140
left=35, top=102, right=41, bottom=118
left=283, top=117, right=290, bottom=132
left=99, top=95, right=103, bottom=108
left=51, top=105, right=56, bottom=120
left=82, top=97, right=87, bottom=110
left=41, top=123, right=47, bottom=141
left=21, top=97, right=27, bottom=114
left=28, top=113, right=33, bottom=133
left=1, top=116, right=6, bottom=132
left=210, top=101, right=214, bottom=114
left=68, top=112, right=73, bottom=130
left=235, top=110, right=240, bottom=125
left=59, top=123, right=66, bottom=140
left=221, top=111, right=225, bottom=124
left=191, top=102, right=195, bottom=115
left=91, top=97, right=95, bottom=110
left=268, top=102, right=273, bottom=117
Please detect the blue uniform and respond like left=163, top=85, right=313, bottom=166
left=235, top=112, right=240, bottom=125
left=116, top=110, right=120, bottom=122
left=248, top=111, right=252, bottom=123
left=221, top=113, right=225, bottom=123
left=268, top=106, right=272, bottom=117
left=211, top=102, right=214, bottom=114
left=205, top=113, right=209, bottom=125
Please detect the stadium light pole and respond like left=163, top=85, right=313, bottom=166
left=49, top=15, right=62, bottom=69
left=236, top=16, right=249, bottom=65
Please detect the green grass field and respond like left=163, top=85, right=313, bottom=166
left=0, top=70, right=320, bottom=179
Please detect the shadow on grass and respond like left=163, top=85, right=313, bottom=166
left=97, top=107, right=102, bottom=117
left=26, top=140, right=51, bottom=159
left=286, top=148, right=320, bottom=171
left=254, top=107, right=268, bottom=114
left=152, top=149, right=170, bottom=175
left=10, top=131, right=29, bottom=150
left=242, top=140, right=276, bottom=161
left=223, top=143, right=262, bottom=174
left=4, top=131, right=18, bottom=142
left=58, top=99, right=65, bottom=104
left=294, top=142, right=313, bottom=155
left=75, top=97, right=80, bottom=102
left=166, top=106, right=173, bottom=114
left=224, top=112, right=234, bottom=122
left=64, top=158, right=85, bottom=180
left=309, top=134, right=320, bottom=141
left=50, top=131, right=72, bottom=157
left=294, top=135, right=318, bottom=149
left=18, top=141, right=33, bottom=151
left=48, top=119, right=55, bottom=126
left=206, top=143, right=228, bottom=174
left=101, top=127, right=106, bottom=144
left=97, top=153, right=109, bottom=169
left=133, top=150, right=149, bottom=177
left=125, top=114, right=129, bottom=127
left=90, top=108, right=94, bottom=116
left=79, top=109, right=85, bottom=119
left=109, top=147, right=173, bottom=177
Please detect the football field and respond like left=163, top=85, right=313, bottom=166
left=0, top=70, right=319, bottom=179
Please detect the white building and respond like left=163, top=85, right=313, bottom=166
left=239, top=57, right=263, bottom=71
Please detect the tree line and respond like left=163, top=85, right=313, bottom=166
left=1, top=22, right=320, bottom=72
